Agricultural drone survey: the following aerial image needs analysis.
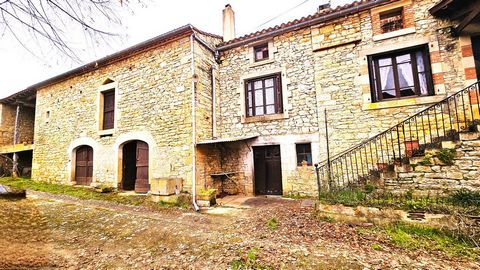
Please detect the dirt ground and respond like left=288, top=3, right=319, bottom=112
left=0, top=193, right=478, bottom=270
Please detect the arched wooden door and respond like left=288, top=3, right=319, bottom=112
left=75, top=146, right=93, bottom=186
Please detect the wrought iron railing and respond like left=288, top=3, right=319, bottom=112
left=315, top=81, right=480, bottom=191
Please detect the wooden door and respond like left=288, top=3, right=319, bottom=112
left=134, top=141, right=149, bottom=193
left=254, top=145, right=282, bottom=195
left=75, top=146, right=93, bottom=186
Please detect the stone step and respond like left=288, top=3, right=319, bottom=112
left=460, top=132, right=480, bottom=141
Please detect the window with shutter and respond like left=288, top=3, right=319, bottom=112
left=102, top=90, right=115, bottom=130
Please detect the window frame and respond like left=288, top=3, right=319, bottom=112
left=253, top=43, right=269, bottom=62
left=296, top=143, right=312, bottom=166
left=244, top=73, right=283, bottom=117
left=368, top=45, right=434, bottom=103
left=379, top=7, right=404, bottom=34
left=97, top=80, right=117, bottom=134
left=102, top=89, right=115, bottom=130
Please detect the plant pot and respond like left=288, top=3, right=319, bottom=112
left=404, top=140, right=420, bottom=157
left=377, top=162, right=388, bottom=171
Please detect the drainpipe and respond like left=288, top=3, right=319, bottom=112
left=190, top=34, right=200, bottom=211
left=12, top=104, right=20, bottom=178
left=211, top=66, right=217, bottom=139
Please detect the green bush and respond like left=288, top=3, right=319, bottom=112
left=438, top=149, right=456, bottom=165
left=448, top=189, right=480, bottom=207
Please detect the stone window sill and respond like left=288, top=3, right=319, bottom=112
left=242, top=113, right=286, bottom=123
left=98, top=129, right=114, bottom=136
left=248, top=59, right=274, bottom=68
left=362, top=95, right=447, bottom=111
left=372, top=27, right=416, bottom=42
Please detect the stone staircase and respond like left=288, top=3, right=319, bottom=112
left=315, top=81, right=480, bottom=194
left=380, top=126, right=480, bottom=196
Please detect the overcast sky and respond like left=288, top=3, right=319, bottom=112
left=0, top=0, right=353, bottom=99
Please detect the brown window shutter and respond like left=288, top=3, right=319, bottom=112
left=103, top=90, right=115, bottom=130
left=275, top=74, right=283, bottom=113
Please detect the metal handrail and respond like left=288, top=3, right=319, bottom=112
left=315, top=81, right=480, bottom=191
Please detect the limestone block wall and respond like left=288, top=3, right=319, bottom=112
left=216, top=0, right=472, bottom=195
left=32, top=35, right=197, bottom=188
left=0, top=104, right=35, bottom=147
left=384, top=136, right=480, bottom=196
left=313, top=0, right=468, bottom=160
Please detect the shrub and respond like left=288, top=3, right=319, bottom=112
left=437, top=149, right=455, bottom=165
left=448, top=189, right=480, bottom=207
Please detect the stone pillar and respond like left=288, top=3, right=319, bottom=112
left=222, top=4, right=236, bottom=42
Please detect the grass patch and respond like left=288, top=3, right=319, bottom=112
left=371, top=243, right=382, bottom=251
left=448, top=189, right=480, bottom=208
left=319, top=189, right=367, bottom=206
left=384, top=223, right=479, bottom=258
left=318, top=215, right=334, bottom=223
left=266, top=217, right=279, bottom=230
left=0, top=177, right=189, bottom=210
left=230, top=248, right=272, bottom=270
left=283, top=192, right=311, bottom=200
left=318, top=187, right=480, bottom=215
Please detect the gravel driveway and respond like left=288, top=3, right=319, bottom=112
left=0, top=193, right=478, bottom=269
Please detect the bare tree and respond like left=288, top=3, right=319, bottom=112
left=0, top=0, right=140, bottom=61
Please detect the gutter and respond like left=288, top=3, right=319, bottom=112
left=216, top=0, right=393, bottom=51
left=190, top=34, right=200, bottom=211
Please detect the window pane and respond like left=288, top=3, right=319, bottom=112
left=248, top=91, right=253, bottom=107
left=255, top=90, right=264, bottom=106
left=382, top=89, right=397, bottom=99
left=256, top=51, right=264, bottom=60
left=400, top=88, right=415, bottom=97
left=248, top=108, right=253, bottom=116
left=396, top=53, right=410, bottom=64
left=247, top=83, right=252, bottom=91
left=416, top=51, right=425, bottom=72
left=254, top=81, right=262, bottom=90
left=378, top=58, right=392, bottom=66
left=265, top=87, right=275, bottom=104
left=296, top=143, right=312, bottom=166
left=255, top=107, right=264, bottom=116
left=397, top=62, right=414, bottom=89
left=379, top=66, right=395, bottom=90
left=418, top=72, right=428, bottom=95
left=266, top=105, right=275, bottom=114
left=265, top=78, right=274, bottom=88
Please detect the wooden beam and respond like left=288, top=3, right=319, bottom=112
left=456, top=4, right=480, bottom=33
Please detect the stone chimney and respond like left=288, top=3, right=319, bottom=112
left=223, top=4, right=236, bottom=42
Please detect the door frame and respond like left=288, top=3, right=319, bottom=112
left=253, top=145, right=283, bottom=196
left=73, top=145, right=94, bottom=186
left=118, top=139, right=150, bottom=192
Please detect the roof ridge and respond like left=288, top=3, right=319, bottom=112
left=218, top=0, right=395, bottom=49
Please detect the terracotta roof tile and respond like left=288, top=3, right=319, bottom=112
left=218, top=0, right=395, bottom=50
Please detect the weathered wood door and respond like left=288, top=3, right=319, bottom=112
left=75, top=146, right=93, bottom=186
left=254, top=145, right=282, bottom=195
left=134, top=141, right=149, bottom=193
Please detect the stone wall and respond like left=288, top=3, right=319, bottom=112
left=216, top=0, right=473, bottom=196
left=383, top=133, right=480, bottom=196
left=0, top=104, right=35, bottom=147
left=32, top=35, right=206, bottom=188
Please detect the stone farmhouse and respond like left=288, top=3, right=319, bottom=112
left=1, top=0, right=480, bottom=204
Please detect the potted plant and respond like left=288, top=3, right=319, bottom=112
left=197, top=188, right=217, bottom=207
